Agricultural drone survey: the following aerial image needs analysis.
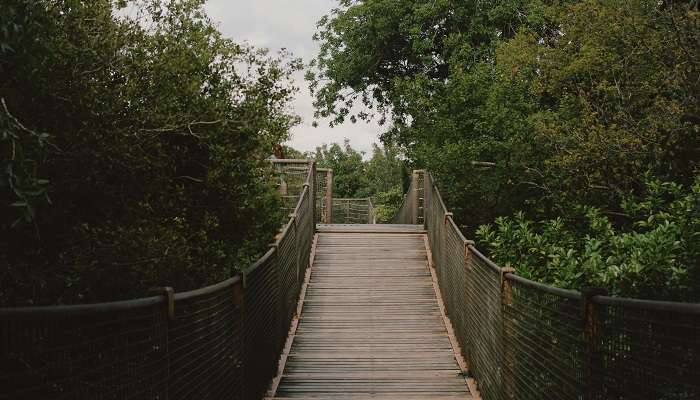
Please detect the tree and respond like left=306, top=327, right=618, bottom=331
left=309, top=0, right=700, bottom=299
left=0, top=0, right=301, bottom=305
left=309, top=0, right=699, bottom=228
left=313, top=139, right=367, bottom=198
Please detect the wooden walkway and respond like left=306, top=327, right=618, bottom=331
left=272, top=224, right=473, bottom=399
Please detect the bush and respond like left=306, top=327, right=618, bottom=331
left=477, top=176, right=700, bottom=301
left=373, top=185, right=404, bottom=223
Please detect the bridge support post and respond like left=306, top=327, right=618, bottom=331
left=325, top=170, right=333, bottom=223
left=310, top=162, right=316, bottom=228
left=234, top=272, right=248, bottom=400
left=290, top=212, right=300, bottom=287
left=582, top=287, right=607, bottom=400
left=148, top=286, right=175, bottom=321
left=411, top=171, right=419, bottom=224
left=232, top=276, right=245, bottom=306
left=500, top=267, right=516, bottom=400
left=423, top=171, right=430, bottom=228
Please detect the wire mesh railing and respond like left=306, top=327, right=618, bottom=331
left=270, top=159, right=309, bottom=217
left=315, top=168, right=331, bottom=223
left=391, top=169, right=423, bottom=224
left=594, top=296, right=700, bottom=399
left=270, top=158, right=330, bottom=223
left=271, top=160, right=376, bottom=225
left=0, top=297, right=170, bottom=400
left=0, top=161, right=317, bottom=400
left=394, top=169, right=700, bottom=400
left=330, top=198, right=375, bottom=224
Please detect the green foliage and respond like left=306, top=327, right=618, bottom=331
left=309, top=140, right=406, bottom=222
left=477, top=176, right=700, bottom=301
left=1, top=100, right=52, bottom=229
left=313, top=140, right=368, bottom=198
left=310, top=0, right=699, bottom=228
left=364, top=143, right=407, bottom=199
left=311, top=0, right=700, bottom=299
left=372, top=185, right=404, bottom=223
left=0, top=0, right=300, bottom=305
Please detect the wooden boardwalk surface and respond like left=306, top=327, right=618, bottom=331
left=273, top=224, right=473, bottom=399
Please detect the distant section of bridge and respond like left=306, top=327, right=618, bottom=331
left=272, top=224, right=473, bottom=398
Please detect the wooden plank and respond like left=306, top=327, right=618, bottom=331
left=272, top=231, right=472, bottom=399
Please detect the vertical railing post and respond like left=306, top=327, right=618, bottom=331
left=500, top=267, right=516, bottom=400
left=309, top=163, right=316, bottom=229
left=147, top=286, right=174, bottom=398
left=411, top=171, right=419, bottom=224
left=232, top=273, right=246, bottom=399
left=148, top=287, right=175, bottom=321
left=463, top=241, right=475, bottom=267
left=442, top=212, right=453, bottom=277
left=423, top=172, right=430, bottom=228
left=303, top=178, right=311, bottom=275
left=232, top=275, right=245, bottom=306
left=290, top=211, right=300, bottom=286
left=582, top=287, right=607, bottom=400
left=325, top=170, right=333, bottom=223
left=366, top=198, right=371, bottom=224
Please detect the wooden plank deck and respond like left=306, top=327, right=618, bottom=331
left=272, top=224, right=473, bottom=399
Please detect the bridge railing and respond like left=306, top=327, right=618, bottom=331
left=391, top=169, right=424, bottom=225
left=395, top=169, right=700, bottom=400
left=270, top=159, right=332, bottom=224
left=0, top=161, right=317, bottom=400
left=330, top=197, right=375, bottom=224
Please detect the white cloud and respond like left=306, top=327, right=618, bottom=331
left=203, top=0, right=383, bottom=155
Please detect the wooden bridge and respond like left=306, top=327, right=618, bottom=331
left=1, top=164, right=698, bottom=400
left=272, top=224, right=474, bottom=398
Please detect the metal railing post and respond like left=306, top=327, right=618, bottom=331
left=582, top=287, right=607, bottom=400
left=500, top=267, right=516, bottom=400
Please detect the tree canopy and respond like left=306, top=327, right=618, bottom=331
left=1, top=0, right=301, bottom=305
left=310, top=0, right=700, bottom=299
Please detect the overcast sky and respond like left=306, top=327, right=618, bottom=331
left=203, top=0, right=382, bottom=156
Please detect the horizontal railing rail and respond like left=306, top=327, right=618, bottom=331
left=393, top=169, right=700, bottom=400
left=0, top=161, right=317, bottom=400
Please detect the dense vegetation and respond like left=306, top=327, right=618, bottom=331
left=309, top=0, right=700, bottom=300
left=0, top=0, right=300, bottom=306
